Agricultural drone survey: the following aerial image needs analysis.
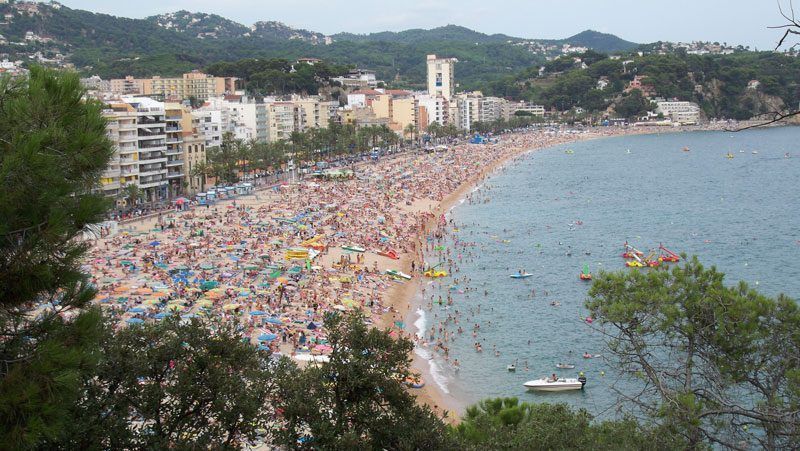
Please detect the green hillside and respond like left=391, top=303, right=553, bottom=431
left=0, top=2, right=639, bottom=89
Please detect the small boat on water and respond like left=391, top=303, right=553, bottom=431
left=524, top=375, right=587, bottom=392
left=682, top=146, right=690, bottom=152
left=565, top=149, right=574, bottom=154
left=752, top=150, right=758, bottom=154
left=556, top=363, right=575, bottom=369
left=507, top=364, right=516, bottom=372
left=726, top=152, right=735, bottom=159
left=510, top=273, right=533, bottom=279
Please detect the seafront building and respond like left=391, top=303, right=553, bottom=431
left=655, top=101, right=701, bottom=125
left=109, top=71, right=238, bottom=101
left=93, top=53, right=555, bottom=205
left=426, top=54, right=457, bottom=101
left=100, top=97, right=169, bottom=204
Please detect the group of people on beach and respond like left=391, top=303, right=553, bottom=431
left=53, top=126, right=671, bottom=414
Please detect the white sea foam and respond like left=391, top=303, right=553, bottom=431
left=412, top=308, right=450, bottom=394
left=413, top=308, right=426, bottom=340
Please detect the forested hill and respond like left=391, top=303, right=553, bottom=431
left=485, top=50, right=800, bottom=120
left=0, top=2, right=636, bottom=88
left=560, top=30, right=638, bottom=53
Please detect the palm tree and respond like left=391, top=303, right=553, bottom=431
left=190, top=161, right=211, bottom=193
left=121, top=183, right=140, bottom=209
left=404, top=123, right=417, bottom=146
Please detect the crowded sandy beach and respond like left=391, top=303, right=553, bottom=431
left=82, top=125, right=706, bottom=420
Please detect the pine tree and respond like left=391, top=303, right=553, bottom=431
left=0, top=66, right=113, bottom=448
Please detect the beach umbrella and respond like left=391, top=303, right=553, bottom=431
left=143, top=299, right=160, bottom=306
left=167, top=304, right=183, bottom=311
left=180, top=313, right=197, bottom=319
left=264, top=317, right=283, bottom=325
left=244, top=265, right=259, bottom=271
left=126, top=318, right=145, bottom=324
left=196, top=299, right=213, bottom=308
left=306, top=322, right=318, bottom=330
left=256, top=344, right=271, bottom=351
left=113, top=285, right=129, bottom=293
left=222, top=303, right=241, bottom=311
left=154, top=312, right=171, bottom=319
left=258, top=333, right=278, bottom=341
left=149, top=241, right=160, bottom=247
left=199, top=263, right=215, bottom=270
left=200, top=281, right=219, bottom=291
left=249, top=310, right=266, bottom=316
left=127, top=307, right=146, bottom=313
left=135, top=288, right=153, bottom=295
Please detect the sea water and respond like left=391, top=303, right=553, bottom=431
left=413, top=128, right=800, bottom=416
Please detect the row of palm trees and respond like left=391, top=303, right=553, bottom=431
left=191, top=122, right=409, bottom=191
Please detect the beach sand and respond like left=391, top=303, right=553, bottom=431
left=91, top=125, right=713, bottom=426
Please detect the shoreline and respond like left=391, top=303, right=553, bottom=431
left=392, top=124, right=724, bottom=421
left=86, top=124, right=733, bottom=426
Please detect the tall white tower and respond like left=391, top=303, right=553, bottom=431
left=426, top=54, right=457, bottom=101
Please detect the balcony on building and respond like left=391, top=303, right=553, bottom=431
left=139, top=140, right=167, bottom=150
left=139, top=165, right=167, bottom=177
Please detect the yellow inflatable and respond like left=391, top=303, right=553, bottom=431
left=424, top=269, right=448, bottom=278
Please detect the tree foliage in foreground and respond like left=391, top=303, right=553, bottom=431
left=587, top=256, right=800, bottom=449
left=0, top=67, right=113, bottom=449
left=452, top=397, right=679, bottom=450
left=52, top=317, right=289, bottom=450
left=274, top=312, right=453, bottom=450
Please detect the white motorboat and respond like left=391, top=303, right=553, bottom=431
left=555, top=363, right=575, bottom=369
left=524, top=376, right=586, bottom=392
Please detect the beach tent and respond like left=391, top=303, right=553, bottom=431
left=258, top=333, right=278, bottom=342
left=264, top=317, right=283, bottom=325
left=126, top=318, right=144, bottom=324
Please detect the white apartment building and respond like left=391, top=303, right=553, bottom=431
left=191, top=109, right=224, bottom=148
left=453, top=92, right=483, bottom=131
left=655, top=101, right=701, bottom=124
left=427, top=54, right=457, bottom=101
left=164, top=103, right=186, bottom=197
left=331, top=69, right=380, bottom=89
left=415, top=94, right=449, bottom=126
left=102, top=97, right=169, bottom=203
left=129, top=97, right=169, bottom=202
left=505, top=101, right=546, bottom=118
left=265, top=102, right=297, bottom=143
left=480, top=96, right=508, bottom=123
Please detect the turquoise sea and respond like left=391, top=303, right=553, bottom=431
left=412, top=127, right=800, bottom=416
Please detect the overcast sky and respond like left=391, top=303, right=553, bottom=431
left=59, top=0, right=795, bottom=50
